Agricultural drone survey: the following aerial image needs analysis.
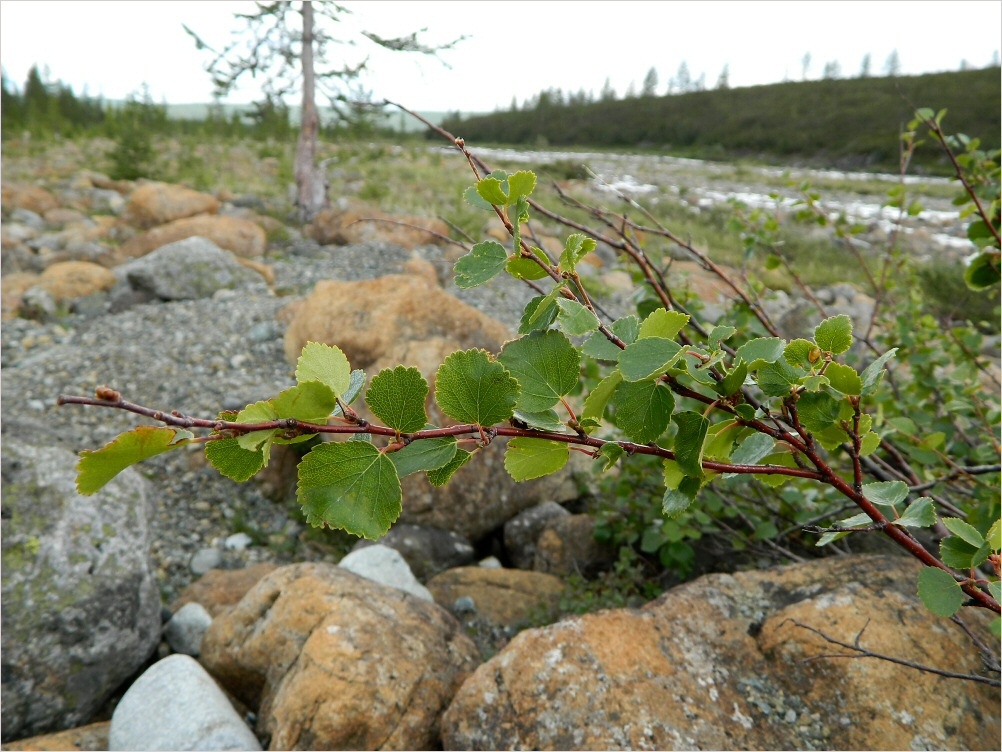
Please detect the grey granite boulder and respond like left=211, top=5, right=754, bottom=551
left=1, top=443, right=161, bottom=742
left=338, top=544, right=433, bottom=601
left=118, top=236, right=265, bottom=301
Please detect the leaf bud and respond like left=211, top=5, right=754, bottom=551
left=95, top=386, right=121, bottom=402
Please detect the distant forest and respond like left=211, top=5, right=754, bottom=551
left=3, top=63, right=999, bottom=173
left=437, top=68, right=1001, bottom=172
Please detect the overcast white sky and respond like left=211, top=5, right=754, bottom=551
left=1, top=1, right=999, bottom=113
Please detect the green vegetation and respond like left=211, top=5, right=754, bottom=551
left=439, top=68, right=1001, bottom=173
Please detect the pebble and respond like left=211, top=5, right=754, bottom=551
left=189, top=548, right=223, bottom=576
left=164, top=603, right=213, bottom=657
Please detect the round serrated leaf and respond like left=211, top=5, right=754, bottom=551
left=297, top=441, right=401, bottom=540
left=815, top=314, right=853, bottom=355
left=499, top=330, right=580, bottom=413
left=205, top=437, right=266, bottom=482
left=271, top=381, right=339, bottom=423
left=388, top=436, right=457, bottom=477
left=673, top=411, right=709, bottom=478
left=455, top=241, right=508, bottom=289
left=435, top=348, right=519, bottom=426
left=365, top=366, right=429, bottom=433
left=638, top=308, right=690, bottom=340
left=504, top=437, right=569, bottom=481
left=736, top=337, right=784, bottom=366
left=555, top=298, right=600, bottom=335
left=917, top=566, right=964, bottom=617
left=618, top=337, right=684, bottom=382
left=824, top=362, right=862, bottom=396
left=296, top=341, right=351, bottom=397
left=611, top=379, right=674, bottom=444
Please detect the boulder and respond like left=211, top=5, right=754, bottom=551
left=109, top=655, right=261, bottom=751
left=118, top=215, right=266, bottom=260
left=533, top=513, right=617, bottom=577
left=118, top=237, right=267, bottom=301
left=351, top=523, right=476, bottom=581
left=307, top=198, right=450, bottom=249
left=1, top=720, right=110, bottom=751
left=337, top=544, right=434, bottom=601
left=35, top=261, right=117, bottom=302
left=2, top=184, right=60, bottom=215
left=426, top=566, right=565, bottom=626
left=441, top=555, right=999, bottom=751
left=122, top=182, right=219, bottom=229
left=1, top=443, right=161, bottom=742
left=199, top=562, right=479, bottom=750
left=503, top=501, right=571, bottom=570
left=1, top=272, right=41, bottom=318
left=170, top=563, right=279, bottom=618
left=281, top=274, right=510, bottom=373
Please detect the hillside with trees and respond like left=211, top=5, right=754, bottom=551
left=438, top=68, right=1001, bottom=172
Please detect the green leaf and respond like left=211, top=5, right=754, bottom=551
left=463, top=185, right=494, bottom=211
left=964, top=252, right=1000, bottom=291
left=941, top=517, right=985, bottom=548
left=816, top=512, right=872, bottom=546
left=504, top=437, right=569, bottom=481
left=862, top=480, right=909, bottom=508
left=784, top=339, right=819, bottom=370
left=723, top=433, right=776, bottom=477
left=519, top=295, right=558, bottom=334
left=512, top=409, right=565, bottom=432
left=205, top=437, right=266, bottom=482
left=476, top=176, right=509, bottom=205
left=796, top=391, right=841, bottom=433
left=707, top=325, right=736, bottom=349
left=618, top=337, right=684, bottom=381
left=937, top=537, right=977, bottom=569
left=234, top=400, right=279, bottom=453
left=611, top=379, right=674, bottom=443
left=272, top=381, right=339, bottom=423
left=332, top=368, right=366, bottom=418
left=583, top=370, right=624, bottom=421
left=758, top=359, right=803, bottom=396
left=435, top=349, right=520, bottom=426
left=296, top=342, right=351, bottom=397
left=506, top=250, right=551, bottom=280
left=388, top=436, right=457, bottom=477
left=427, top=448, right=473, bottom=487
left=893, top=497, right=937, bottom=528
left=597, top=443, right=624, bottom=472
left=860, top=348, right=897, bottom=396
left=583, top=316, right=637, bottom=360
left=662, top=475, right=701, bottom=518
left=988, top=581, right=1001, bottom=602
left=987, top=518, right=1001, bottom=551
left=991, top=617, right=1001, bottom=639
left=917, top=566, right=964, bottom=617
left=800, top=374, right=830, bottom=392
left=673, top=411, right=709, bottom=478
left=815, top=314, right=853, bottom=355
left=715, top=360, right=748, bottom=396
left=736, top=337, right=784, bottom=366
left=365, top=366, right=429, bottom=433
left=638, top=308, right=690, bottom=340
left=555, top=298, right=600, bottom=335
left=859, top=431, right=881, bottom=456
left=824, top=362, right=862, bottom=396
left=499, top=330, right=581, bottom=413
left=455, top=240, right=509, bottom=288
left=297, top=441, right=401, bottom=540
left=558, top=233, right=596, bottom=273
left=507, top=170, right=537, bottom=200
left=77, top=426, right=192, bottom=495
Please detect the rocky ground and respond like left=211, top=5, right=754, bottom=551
left=2, top=147, right=998, bottom=750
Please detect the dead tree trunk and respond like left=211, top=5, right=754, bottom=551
left=294, top=1, right=327, bottom=222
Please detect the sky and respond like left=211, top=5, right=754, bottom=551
left=1, top=0, right=1000, bottom=114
